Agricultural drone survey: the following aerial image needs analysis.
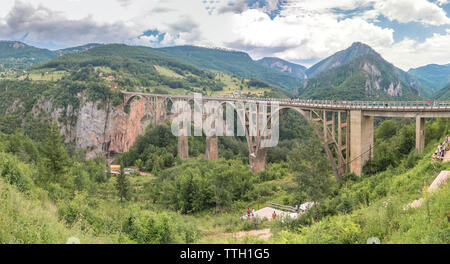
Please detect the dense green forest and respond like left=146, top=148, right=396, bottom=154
left=434, top=83, right=450, bottom=100
left=1, top=100, right=449, bottom=243
left=408, top=63, right=450, bottom=92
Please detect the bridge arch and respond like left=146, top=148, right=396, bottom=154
left=259, top=105, right=348, bottom=180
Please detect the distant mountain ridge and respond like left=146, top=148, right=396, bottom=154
left=55, top=43, right=103, bottom=56
left=153, top=45, right=301, bottom=91
left=0, top=41, right=103, bottom=71
left=300, top=42, right=436, bottom=99
left=408, top=63, right=450, bottom=92
left=0, top=41, right=57, bottom=70
left=256, top=57, right=307, bottom=79
left=299, top=46, right=422, bottom=100
left=0, top=41, right=56, bottom=60
left=0, top=40, right=445, bottom=100
left=306, top=42, right=379, bottom=78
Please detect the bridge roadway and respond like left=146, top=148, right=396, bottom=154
left=122, top=92, right=450, bottom=114
left=122, top=91, right=450, bottom=178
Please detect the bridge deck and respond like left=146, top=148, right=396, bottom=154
left=122, top=91, right=450, bottom=113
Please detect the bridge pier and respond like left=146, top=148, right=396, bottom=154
left=416, top=117, right=426, bottom=153
left=155, top=97, right=168, bottom=125
left=177, top=117, right=189, bottom=160
left=350, top=110, right=374, bottom=176
left=250, top=148, right=267, bottom=173
left=178, top=135, right=189, bottom=160
left=205, top=136, right=218, bottom=160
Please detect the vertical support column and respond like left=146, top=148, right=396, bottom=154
left=416, top=116, right=426, bottom=153
left=178, top=115, right=189, bottom=160
left=250, top=148, right=268, bottom=173
left=178, top=135, right=189, bottom=160
left=338, top=112, right=342, bottom=147
left=346, top=111, right=350, bottom=166
left=331, top=112, right=335, bottom=139
left=205, top=136, right=218, bottom=160
left=350, top=110, right=374, bottom=176
left=338, top=112, right=343, bottom=170
left=204, top=102, right=219, bottom=160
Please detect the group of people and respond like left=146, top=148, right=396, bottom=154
left=247, top=208, right=256, bottom=218
left=432, top=134, right=449, bottom=161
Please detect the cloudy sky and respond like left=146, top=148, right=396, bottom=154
left=0, top=0, right=449, bottom=70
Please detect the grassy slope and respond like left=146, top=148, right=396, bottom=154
left=154, top=46, right=301, bottom=92
left=242, top=141, right=450, bottom=244
left=23, top=44, right=288, bottom=98
left=0, top=178, right=124, bottom=244
left=1, top=139, right=449, bottom=244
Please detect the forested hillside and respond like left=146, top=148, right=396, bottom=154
left=55, top=43, right=104, bottom=56
left=257, top=57, right=308, bottom=80
left=0, top=41, right=57, bottom=74
left=408, top=63, right=450, bottom=92
left=155, top=46, right=302, bottom=92
left=34, top=44, right=288, bottom=98
left=435, top=83, right=450, bottom=100
left=299, top=54, right=422, bottom=100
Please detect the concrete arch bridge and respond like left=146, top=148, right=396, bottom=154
left=122, top=91, right=450, bottom=180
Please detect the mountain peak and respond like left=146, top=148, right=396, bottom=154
left=306, top=42, right=380, bottom=77
left=0, top=40, right=28, bottom=49
left=348, top=42, right=378, bottom=57
left=350, top=41, right=371, bottom=48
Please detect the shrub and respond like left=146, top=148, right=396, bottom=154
left=0, top=153, right=33, bottom=192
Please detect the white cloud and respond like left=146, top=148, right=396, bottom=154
left=0, top=1, right=140, bottom=47
left=0, top=0, right=448, bottom=69
left=380, top=29, right=450, bottom=70
left=228, top=4, right=394, bottom=61
left=374, top=0, right=450, bottom=25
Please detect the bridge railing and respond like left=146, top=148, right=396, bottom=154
left=121, top=91, right=450, bottom=111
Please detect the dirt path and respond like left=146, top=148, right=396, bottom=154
left=229, top=229, right=272, bottom=241
left=407, top=171, right=450, bottom=209
left=444, top=150, right=450, bottom=162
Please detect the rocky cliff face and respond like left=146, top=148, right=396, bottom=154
left=362, top=61, right=403, bottom=97
left=257, top=57, right=308, bottom=80
left=32, top=95, right=160, bottom=159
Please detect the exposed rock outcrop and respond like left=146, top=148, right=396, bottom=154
left=32, top=95, right=162, bottom=159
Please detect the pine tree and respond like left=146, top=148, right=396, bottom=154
left=41, top=122, right=69, bottom=184
left=116, top=162, right=130, bottom=202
